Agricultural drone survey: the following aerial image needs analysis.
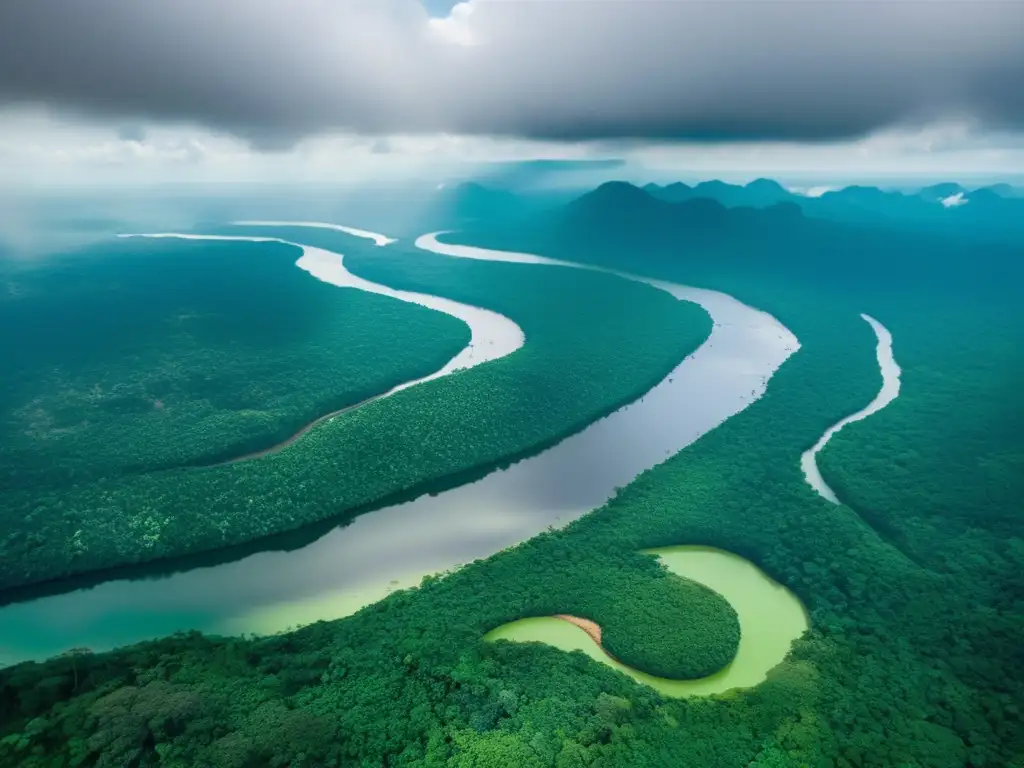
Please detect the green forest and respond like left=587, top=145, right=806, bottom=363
left=0, top=238, right=469, bottom=491
left=2, top=200, right=1022, bottom=766
left=0, top=232, right=708, bottom=591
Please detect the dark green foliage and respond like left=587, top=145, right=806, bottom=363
left=2, top=192, right=1021, bottom=767
left=819, top=301, right=1024, bottom=561
left=0, top=236, right=708, bottom=590
left=586, top=569, right=741, bottom=680
left=0, top=238, right=469, bottom=490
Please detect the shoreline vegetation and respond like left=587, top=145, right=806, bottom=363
left=118, top=231, right=524, bottom=468
left=485, top=545, right=809, bottom=699
left=3, top=224, right=894, bottom=765
left=0, top=230, right=712, bottom=593
left=799, top=312, right=902, bottom=503
left=0, top=238, right=470, bottom=489
left=2, top=185, right=1020, bottom=766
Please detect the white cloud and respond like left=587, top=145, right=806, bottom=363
left=426, top=2, right=477, bottom=46
left=2, top=108, right=1022, bottom=189
left=789, top=186, right=835, bottom=198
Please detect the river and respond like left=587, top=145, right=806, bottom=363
left=800, top=313, right=901, bottom=503
left=0, top=226, right=799, bottom=667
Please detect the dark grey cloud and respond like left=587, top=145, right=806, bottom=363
left=116, top=124, right=147, bottom=143
left=1, top=0, right=1022, bottom=146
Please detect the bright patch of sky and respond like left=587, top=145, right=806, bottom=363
left=420, top=0, right=460, bottom=18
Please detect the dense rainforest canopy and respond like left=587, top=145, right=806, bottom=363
left=2, top=191, right=1022, bottom=767
left=0, top=238, right=469, bottom=491
left=0, top=230, right=708, bottom=592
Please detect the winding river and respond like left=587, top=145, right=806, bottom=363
left=115, top=232, right=524, bottom=464
left=800, top=313, right=902, bottom=503
left=0, top=226, right=802, bottom=676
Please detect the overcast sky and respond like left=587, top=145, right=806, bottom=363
left=1, top=0, right=1022, bottom=186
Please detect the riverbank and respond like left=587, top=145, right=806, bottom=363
left=800, top=313, right=901, bottom=503
left=0, top=226, right=795, bottom=665
left=0, top=228, right=711, bottom=606
left=0, top=236, right=469, bottom=488
left=485, top=546, right=809, bottom=698
left=117, top=233, right=523, bottom=467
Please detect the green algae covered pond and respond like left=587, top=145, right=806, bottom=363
left=484, top=545, right=809, bottom=697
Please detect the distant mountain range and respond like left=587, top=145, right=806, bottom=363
left=642, top=178, right=794, bottom=208
left=559, top=181, right=811, bottom=253
left=451, top=178, right=1023, bottom=304
left=563, top=181, right=805, bottom=239
left=438, top=175, right=1023, bottom=246
left=643, top=178, right=1020, bottom=208
left=639, top=178, right=1024, bottom=239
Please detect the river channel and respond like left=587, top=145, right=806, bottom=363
left=0, top=226, right=799, bottom=667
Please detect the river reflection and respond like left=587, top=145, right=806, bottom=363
left=0, top=229, right=798, bottom=666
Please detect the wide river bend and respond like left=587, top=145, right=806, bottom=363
left=0, top=226, right=800, bottom=672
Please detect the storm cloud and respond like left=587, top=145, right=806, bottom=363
left=1, top=0, right=1022, bottom=147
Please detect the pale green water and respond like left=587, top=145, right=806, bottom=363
left=483, top=545, right=809, bottom=697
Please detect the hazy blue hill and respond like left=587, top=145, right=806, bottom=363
left=918, top=182, right=967, bottom=201
left=692, top=178, right=791, bottom=208
left=743, top=177, right=792, bottom=206
left=643, top=181, right=693, bottom=202
left=570, top=181, right=801, bottom=227
left=558, top=183, right=801, bottom=269
left=566, top=180, right=676, bottom=225
left=819, top=184, right=901, bottom=206
left=562, top=183, right=807, bottom=254
left=691, top=179, right=736, bottom=201
left=569, top=182, right=796, bottom=231
left=638, top=177, right=1023, bottom=242
left=806, top=186, right=922, bottom=225
left=966, top=187, right=1006, bottom=205
left=645, top=178, right=792, bottom=208
left=980, top=182, right=1019, bottom=197
left=954, top=188, right=1024, bottom=231
left=462, top=181, right=1022, bottom=306
left=805, top=184, right=1024, bottom=241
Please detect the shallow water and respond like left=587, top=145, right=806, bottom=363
left=800, top=313, right=901, bottom=503
left=484, top=545, right=810, bottom=697
left=0, top=227, right=798, bottom=667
